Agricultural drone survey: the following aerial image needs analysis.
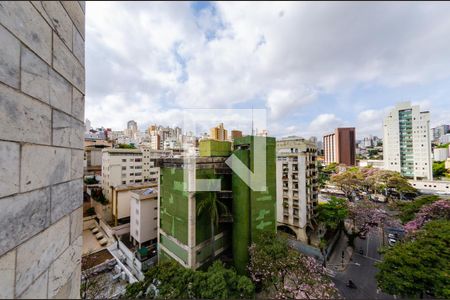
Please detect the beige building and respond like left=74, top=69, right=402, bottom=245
left=210, top=123, right=228, bottom=141
left=276, top=138, right=318, bottom=243
left=0, top=1, right=85, bottom=298
left=130, top=188, right=158, bottom=248
left=101, top=149, right=144, bottom=201
left=140, top=146, right=172, bottom=181
left=110, top=183, right=156, bottom=226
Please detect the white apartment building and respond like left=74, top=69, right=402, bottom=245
left=139, top=146, right=173, bottom=182
left=102, top=149, right=144, bottom=201
left=323, top=133, right=335, bottom=165
left=433, top=147, right=449, bottom=162
left=130, top=188, right=158, bottom=248
left=440, top=133, right=450, bottom=144
left=276, top=137, right=318, bottom=243
left=383, top=102, right=433, bottom=180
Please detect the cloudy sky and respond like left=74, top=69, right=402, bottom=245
left=85, top=1, right=450, bottom=139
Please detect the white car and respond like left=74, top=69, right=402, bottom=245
left=388, top=233, right=396, bottom=239
left=388, top=238, right=397, bottom=246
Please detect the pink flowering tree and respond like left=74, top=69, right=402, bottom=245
left=345, top=200, right=401, bottom=245
left=404, top=199, right=450, bottom=235
left=248, top=232, right=340, bottom=299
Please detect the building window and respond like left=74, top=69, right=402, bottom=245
left=135, top=158, right=142, bottom=162
left=122, top=181, right=126, bottom=184
left=122, top=159, right=126, bottom=162
left=122, top=166, right=126, bottom=170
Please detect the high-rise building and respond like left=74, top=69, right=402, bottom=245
left=125, top=120, right=138, bottom=138
left=323, top=128, right=356, bottom=166
left=85, top=118, right=91, bottom=133
left=158, top=148, right=233, bottom=269
left=101, top=148, right=144, bottom=200
left=276, top=137, right=318, bottom=244
left=231, top=130, right=243, bottom=140
left=158, top=136, right=276, bottom=274
left=431, top=124, right=450, bottom=141
left=383, top=102, right=432, bottom=180
left=149, top=133, right=161, bottom=150
left=232, top=136, right=276, bottom=274
left=0, top=2, right=85, bottom=297
left=210, top=123, right=228, bottom=141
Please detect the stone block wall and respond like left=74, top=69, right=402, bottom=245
left=0, top=1, right=85, bottom=298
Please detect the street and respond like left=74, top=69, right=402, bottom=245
left=331, top=229, right=393, bottom=299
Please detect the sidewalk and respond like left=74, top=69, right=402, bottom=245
left=326, top=231, right=354, bottom=272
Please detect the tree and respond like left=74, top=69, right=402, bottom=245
left=317, top=162, right=338, bottom=188
left=330, top=169, right=362, bottom=200
left=125, top=261, right=254, bottom=299
left=397, top=195, right=440, bottom=223
left=248, top=232, right=339, bottom=299
left=433, top=161, right=447, bottom=178
left=404, top=199, right=450, bottom=234
left=117, top=143, right=136, bottom=149
left=345, top=200, right=400, bottom=246
left=196, top=191, right=229, bottom=262
left=84, top=176, right=99, bottom=185
left=316, top=196, right=348, bottom=230
left=376, top=220, right=450, bottom=299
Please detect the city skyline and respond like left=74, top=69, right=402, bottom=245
left=86, top=2, right=450, bottom=138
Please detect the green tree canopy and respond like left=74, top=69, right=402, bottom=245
left=316, top=196, right=348, bottom=230
left=433, top=161, right=447, bottom=178
left=117, top=143, right=136, bottom=149
left=397, top=195, right=440, bottom=223
left=125, top=261, right=254, bottom=299
left=376, top=220, right=450, bottom=299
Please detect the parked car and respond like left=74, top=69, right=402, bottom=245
left=388, top=233, right=397, bottom=239
left=388, top=238, right=397, bottom=246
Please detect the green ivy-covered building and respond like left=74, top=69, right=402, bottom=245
left=158, top=137, right=276, bottom=272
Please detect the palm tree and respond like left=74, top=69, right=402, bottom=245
left=196, top=191, right=229, bottom=261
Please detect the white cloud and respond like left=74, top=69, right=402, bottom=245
left=85, top=2, right=450, bottom=133
left=307, top=113, right=346, bottom=137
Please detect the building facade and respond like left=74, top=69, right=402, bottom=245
left=432, top=124, right=450, bottom=141
left=276, top=138, right=318, bottom=243
left=323, top=133, right=336, bottom=165
left=158, top=156, right=233, bottom=270
left=434, top=147, right=449, bottom=162
left=232, top=136, right=276, bottom=274
left=210, top=123, right=228, bottom=141
left=101, top=149, right=144, bottom=200
left=383, top=102, right=432, bottom=180
left=323, top=128, right=356, bottom=166
left=130, top=188, right=158, bottom=248
left=0, top=1, right=85, bottom=298
left=230, top=130, right=243, bottom=140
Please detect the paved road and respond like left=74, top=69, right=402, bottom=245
left=354, top=227, right=383, bottom=261
left=331, top=229, right=394, bottom=299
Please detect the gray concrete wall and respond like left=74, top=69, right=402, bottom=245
left=0, top=1, right=85, bottom=298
